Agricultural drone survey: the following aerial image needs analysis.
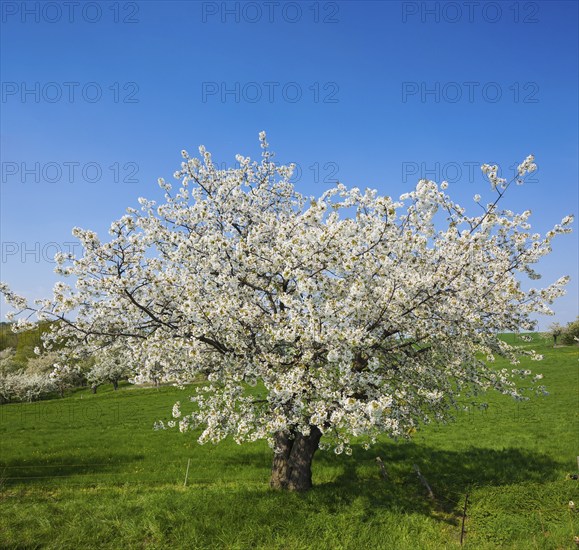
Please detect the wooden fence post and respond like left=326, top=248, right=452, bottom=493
left=413, top=464, right=435, bottom=500
left=375, top=457, right=388, bottom=480
left=183, top=458, right=191, bottom=487
left=460, top=493, right=469, bottom=545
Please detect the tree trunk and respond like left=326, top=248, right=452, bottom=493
left=91, top=384, right=98, bottom=394
left=270, top=426, right=322, bottom=492
left=112, top=379, right=119, bottom=391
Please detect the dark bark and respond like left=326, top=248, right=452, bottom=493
left=112, top=379, right=119, bottom=391
left=270, top=432, right=292, bottom=489
left=270, top=426, right=322, bottom=492
left=91, top=384, right=98, bottom=394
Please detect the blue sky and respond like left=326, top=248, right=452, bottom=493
left=1, top=0, right=577, bottom=329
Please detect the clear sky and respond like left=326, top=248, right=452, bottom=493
left=1, top=0, right=577, bottom=330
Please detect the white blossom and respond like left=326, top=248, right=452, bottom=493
left=0, top=136, right=572, bottom=452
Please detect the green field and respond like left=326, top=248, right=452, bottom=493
left=0, top=334, right=577, bottom=549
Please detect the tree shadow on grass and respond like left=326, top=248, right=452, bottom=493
left=0, top=453, right=146, bottom=487
left=164, top=442, right=562, bottom=538
left=161, top=446, right=561, bottom=548
left=309, top=442, right=562, bottom=523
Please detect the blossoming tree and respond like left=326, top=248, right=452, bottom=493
left=1, top=133, right=573, bottom=491
left=86, top=346, right=131, bottom=391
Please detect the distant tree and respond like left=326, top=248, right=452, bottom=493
left=87, top=349, right=130, bottom=391
left=548, top=323, right=564, bottom=346
left=0, top=135, right=574, bottom=491
left=130, top=359, right=164, bottom=389
left=560, top=317, right=579, bottom=345
left=49, top=364, right=82, bottom=398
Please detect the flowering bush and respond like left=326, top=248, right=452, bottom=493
left=26, top=350, right=61, bottom=375
left=0, top=347, right=17, bottom=373
left=0, top=371, right=55, bottom=404
left=11, top=371, right=55, bottom=402
left=0, top=347, right=57, bottom=403
left=0, top=133, right=573, bottom=490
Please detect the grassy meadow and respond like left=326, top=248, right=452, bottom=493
left=0, top=333, right=577, bottom=549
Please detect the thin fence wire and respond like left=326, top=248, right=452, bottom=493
left=0, top=455, right=273, bottom=489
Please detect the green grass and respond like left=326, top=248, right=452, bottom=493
left=0, top=334, right=577, bottom=549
